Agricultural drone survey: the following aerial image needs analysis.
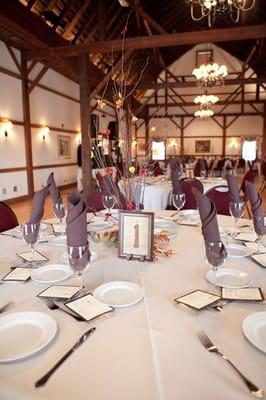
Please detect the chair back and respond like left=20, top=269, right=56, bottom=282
left=86, top=191, right=104, bottom=212
left=205, top=185, right=230, bottom=216
left=240, top=169, right=258, bottom=199
left=181, top=178, right=204, bottom=209
left=0, top=202, right=19, bottom=233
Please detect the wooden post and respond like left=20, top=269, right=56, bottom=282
left=222, top=116, right=226, bottom=157
left=144, top=110, right=150, bottom=159
left=180, top=117, right=184, bottom=156
left=262, top=104, right=266, bottom=157
left=79, top=53, right=92, bottom=199
left=21, top=52, right=34, bottom=197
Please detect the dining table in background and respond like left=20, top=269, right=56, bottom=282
left=0, top=212, right=265, bottom=400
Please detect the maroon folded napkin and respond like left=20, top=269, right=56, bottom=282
left=47, top=172, right=65, bottom=219
left=192, top=188, right=227, bottom=266
left=28, top=184, right=50, bottom=225
left=226, top=173, right=241, bottom=203
left=171, top=163, right=182, bottom=194
left=245, top=181, right=266, bottom=235
left=66, top=191, right=88, bottom=247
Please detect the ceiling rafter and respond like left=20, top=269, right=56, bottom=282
left=62, top=0, right=92, bottom=39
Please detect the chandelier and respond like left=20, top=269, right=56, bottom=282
left=192, top=61, right=228, bottom=88
left=194, top=93, right=219, bottom=107
left=187, top=0, right=256, bottom=27
left=194, top=108, right=214, bottom=118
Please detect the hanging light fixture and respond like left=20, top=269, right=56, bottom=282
left=194, top=93, right=219, bottom=107
left=192, top=61, right=228, bottom=88
left=194, top=108, right=214, bottom=118
left=187, top=0, right=256, bottom=27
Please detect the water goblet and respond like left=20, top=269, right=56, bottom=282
left=204, top=240, right=227, bottom=287
left=21, top=222, right=40, bottom=265
left=229, top=201, right=245, bottom=239
left=102, top=194, right=115, bottom=216
left=67, top=244, right=91, bottom=291
left=53, top=201, right=65, bottom=224
left=253, top=216, right=266, bottom=254
left=172, top=193, right=186, bottom=222
left=200, top=169, right=207, bottom=180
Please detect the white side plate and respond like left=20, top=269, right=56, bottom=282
left=242, top=312, right=266, bottom=353
left=154, top=218, right=172, bottom=229
left=87, top=221, right=113, bottom=232
left=0, top=311, right=57, bottom=362
left=226, top=243, right=252, bottom=258
left=206, top=268, right=253, bottom=288
left=31, top=264, right=73, bottom=284
left=179, top=209, right=199, bottom=221
left=93, top=281, right=144, bottom=308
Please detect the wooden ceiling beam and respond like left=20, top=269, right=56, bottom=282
left=126, top=0, right=167, bottom=34
left=27, top=0, right=37, bottom=11
left=45, top=0, right=58, bottom=12
left=63, top=0, right=92, bottom=39
left=25, top=24, right=266, bottom=59
left=147, top=99, right=265, bottom=108
left=59, top=0, right=77, bottom=20
left=152, top=112, right=260, bottom=118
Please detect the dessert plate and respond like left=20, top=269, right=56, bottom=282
left=242, top=312, right=266, bottom=353
left=93, top=281, right=144, bottom=308
left=206, top=268, right=253, bottom=288
left=31, top=264, right=73, bottom=284
left=226, top=243, right=252, bottom=258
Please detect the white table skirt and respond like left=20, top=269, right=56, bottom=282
left=0, top=214, right=265, bottom=400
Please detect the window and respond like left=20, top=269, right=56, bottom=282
left=242, top=140, right=256, bottom=161
left=152, top=141, right=165, bottom=161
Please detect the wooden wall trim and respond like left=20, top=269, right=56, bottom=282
left=31, top=123, right=79, bottom=134
left=0, top=167, right=26, bottom=174
left=33, top=162, right=77, bottom=170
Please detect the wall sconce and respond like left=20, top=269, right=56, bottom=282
left=76, top=133, right=81, bottom=144
left=132, top=140, right=137, bottom=147
left=1, top=120, right=13, bottom=138
left=41, top=126, right=50, bottom=141
left=230, top=138, right=238, bottom=149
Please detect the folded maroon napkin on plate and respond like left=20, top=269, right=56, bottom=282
left=28, top=184, right=50, bottom=225
left=226, top=173, right=241, bottom=203
left=47, top=172, right=65, bottom=219
left=245, top=181, right=266, bottom=235
left=66, top=191, right=88, bottom=247
left=171, top=163, right=182, bottom=194
left=192, top=188, right=227, bottom=266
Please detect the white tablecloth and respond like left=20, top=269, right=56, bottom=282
left=0, top=214, right=265, bottom=400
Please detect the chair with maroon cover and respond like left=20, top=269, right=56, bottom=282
left=153, top=162, right=164, bottom=176
left=180, top=178, right=204, bottom=209
left=86, top=191, right=105, bottom=212
left=240, top=169, right=258, bottom=201
left=0, top=201, right=19, bottom=233
left=205, top=185, right=230, bottom=216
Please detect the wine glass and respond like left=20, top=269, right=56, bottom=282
left=53, top=201, right=65, bottom=224
left=102, top=194, right=115, bottom=216
left=253, top=216, right=266, bottom=254
left=67, top=244, right=91, bottom=291
left=229, top=201, right=245, bottom=239
left=200, top=169, right=207, bottom=179
left=21, top=223, right=40, bottom=265
left=172, top=193, right=186, bottom=222
left=204, top=240, right=227, bottom=287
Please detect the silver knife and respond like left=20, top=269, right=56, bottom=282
left=35, top=327, right=96, bottom=388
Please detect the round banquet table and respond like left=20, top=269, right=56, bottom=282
left=0, top=213, right=265, bottom=400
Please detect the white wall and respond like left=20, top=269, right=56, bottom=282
left=0, top=40, right=116, bottom=201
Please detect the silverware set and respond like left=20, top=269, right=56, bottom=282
left=198, top=330, right=264, bottom=398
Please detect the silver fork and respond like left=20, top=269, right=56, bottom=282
left=198, top=330, right=264, bottom=398
left=42, top=298, right=84, bottom=322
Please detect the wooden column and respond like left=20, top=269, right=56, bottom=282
left=222, top=116, right=226, bottom=157
left=180, top=117, right=184, bottom=156
left=21, top=52, right=34, bottom=197
left=262, top=104, right=266, bottom=157
left=79, top=53, right=92, bottom=199
left=144, top=110, right=150, bottom=158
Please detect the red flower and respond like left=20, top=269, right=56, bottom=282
left=102, top=128, right=111, bottom=138
left=104, top=212, right=112, bottom=221
left=105, top=167, right=113, bottom=176
left=127, top=201, right=134, bottom=211
left=140, top=167, right=145, bottom=175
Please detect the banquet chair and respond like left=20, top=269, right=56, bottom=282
left=205, top=185, right=230, bottom=216
left=0, top=201, right=19, bottom=233
left=86, top=191, right=105, bottom=212
left=181, top=178, right=203, bottom=209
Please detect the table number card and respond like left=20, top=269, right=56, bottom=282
left=175, top=289, right=221, bottom=310
left=37, top=285, right=81, bottom=300
left=222, top=287, right=264, bottom=302
left=17, top=250, right=49, bottom=263
left=119, top=211, right=154, bottom=261
left=65, top=293, right=114, bottom=321
left=2, top=267, right=32, bottom=282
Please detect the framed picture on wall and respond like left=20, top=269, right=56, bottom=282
left=195, top=140, right=211, bottom=153
left=196, top=50, right=213, bottom=67
left=58, top=135, right=71, bottom=159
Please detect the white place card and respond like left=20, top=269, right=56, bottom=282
left=175, top=289, right=221, bottom=310
left=17, top=250, right=49, bottom=263
left=38, top=285, right=81, bottom=300
left=251, top=253, right=266, bottom=268
left=52, top=223, right=66, bottom=235
left=222, top=287, right=264, bottom=301
left=65, top=293, right=114, bottom=321
left=235, top=232, right=257, bottom=242
left=2, top=267, right=32, bottom=282
left=179, top=220, right=199, bottom=226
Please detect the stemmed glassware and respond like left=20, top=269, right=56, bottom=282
left=229, top=200, right=245, bottom=239
left=21, top=223, right=40, bottom=265
left=253, top=216, right=266, bottom=254
left=204, top=240, right=226, bottom=286
left=200, top=169, right=207, bottom=179
left=172, top=193, right=186, bottom=221
left=67, top=244, right=91, bottom=291
left=53, top=201, right=65, bottom=224
left=102, top=194, right=115, bottom=215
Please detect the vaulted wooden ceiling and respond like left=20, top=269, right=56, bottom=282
left=1, top=0, right=266, bottom=105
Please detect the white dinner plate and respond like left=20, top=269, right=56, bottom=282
left=226, top=243, right=252, bottom=258
left=93, top=281, right=144, bottom=308
left=179, top=209, right=199, bottom=221
left=87, top=220, right=113, bottom=231
left=31, top=264, right=74, bottom=284
left=242, top=312, right=266, bottom=353
left=154, top=218, right=172, bottom=229
left=0, top=311, right=57, bottom=362
left=154, top=228, right=178, bottom=239
left=206, top=268, right=253, bottom=288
